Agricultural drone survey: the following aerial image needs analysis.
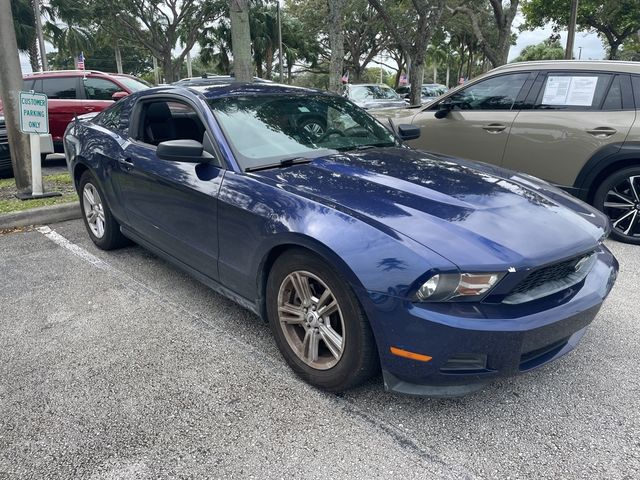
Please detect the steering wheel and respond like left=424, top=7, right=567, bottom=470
left=317, top=129, right=346, bottom=142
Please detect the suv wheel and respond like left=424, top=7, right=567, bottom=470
left=594, top=166, right=640, bottom=244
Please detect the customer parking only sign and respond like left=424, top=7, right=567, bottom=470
left=19, top=91, right=49, bottom=134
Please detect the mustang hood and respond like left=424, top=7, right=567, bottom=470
left=255, top=148, right=608, bottom=269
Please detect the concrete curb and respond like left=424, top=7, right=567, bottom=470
left=0, top=201, right=81, bottom=229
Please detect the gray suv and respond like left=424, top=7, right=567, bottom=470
left=377, top=61, right=640, bottom=244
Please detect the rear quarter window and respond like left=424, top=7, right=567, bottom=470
left=534, top=73, right=612, bottom=110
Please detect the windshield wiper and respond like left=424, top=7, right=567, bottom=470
left=244, top=157, right=313, bottom=173
left=337, top=143, right=394, bottom=152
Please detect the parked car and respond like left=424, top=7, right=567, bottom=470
left=378, top=61, right=640, bottom=244
left=396, top=83, right=448, bottom=104
left=343, top=83, right=407, bottom=110
left=0, top=70, right=149, bottom=178
left=64, top=83, right=617, bottom=396
left=173, top=74, right=273, bottom=87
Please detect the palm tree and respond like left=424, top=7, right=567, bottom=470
left=11, top=0, right=40, bottom=71
left=45, top=23, right=94, bottom=67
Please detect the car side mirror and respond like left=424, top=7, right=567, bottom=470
left=397, top=124, right=420, bottom=141
left=112, top=91, right=129, bottom=101
left=434, top=98, right=453, bottom=119
left=157, top=139, right=206, bottom=163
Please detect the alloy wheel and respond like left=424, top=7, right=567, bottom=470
left=82, top=182, right=106, bottom=239
left=302, top=121, right=325, bottom=139
left=603, top=175, right=640, bottom=238
left=277, top=270, right=345, bottom=370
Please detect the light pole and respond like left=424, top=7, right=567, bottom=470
left=578, top=46, right=583, bottom=60
left=565, top=0, right=579, bottom=59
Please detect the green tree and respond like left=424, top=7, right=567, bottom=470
left=521, top=0, right=640, bottom=60
left=449, top=0, right=519, bottom=68
left=368, top=0, right=447, bottom=105
left=11, top=0, right=39, bottom=70
left=513, top=39, right=565, bottom=62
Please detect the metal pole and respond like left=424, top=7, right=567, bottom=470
left=115, top=44, right=123, bottom=74
left=33, top=0, right=48, bottom=70
left=0, top=0, right=32, bottom=191
left=565, top=0, right=579, bottom=59
left=277, top=1, right=284, bottom=83
left=578, top=46, right=583, bottom=59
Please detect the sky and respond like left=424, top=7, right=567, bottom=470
left=19, top=19, right=608, bottom=75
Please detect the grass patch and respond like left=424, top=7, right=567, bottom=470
left=0, top=172, right=78, bottom=214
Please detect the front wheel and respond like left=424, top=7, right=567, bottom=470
left=266, top=249, right=379, bottom=392
left=594, top=167, right=640, bottom=244
left=78, top=171, right=130, bottom=250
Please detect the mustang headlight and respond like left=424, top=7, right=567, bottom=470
left=414, top=272, right=504, bottom=302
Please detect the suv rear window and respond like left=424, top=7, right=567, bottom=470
left=534, top=73, right=612, bottom=110
left=38, top=77, right=77, bottom=99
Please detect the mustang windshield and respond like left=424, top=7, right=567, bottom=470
left=207, top=94, right=397, bottom=171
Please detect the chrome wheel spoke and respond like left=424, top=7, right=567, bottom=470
left=319, top=324, right=343, bottom=360
left=613, top=209, right=636, bottom=233
left=604, top=201, right=633, bottom=209
left=278, top=303, right=305, bottom=324
left=629, top=176, right=640, bottom=202
left=608, top=191, right=634, bottom=205
left=291, top=272, right=313, bottom=306
left=302, top=328, right=320, bottom=363
left=317, top=299, right=338, bottom=317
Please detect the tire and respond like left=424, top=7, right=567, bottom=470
left=299, top=117, right=326, bottom=139
left=41, top=153, right=48, bottom=164
left=78, top=171, right=130, bottom=250
left=593, top=166, right=640, bottom=245
left=266, top=249, right=379, bottom=392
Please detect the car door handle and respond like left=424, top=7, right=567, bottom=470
left=586, top=127, right=617, bottom=137
left=118, top=157, right=134, bottom=170
left=482, top=124, right=507, bottom=133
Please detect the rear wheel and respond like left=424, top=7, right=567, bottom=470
left=266, top=249, right=378, bottom=392
left=78, top=171, right=129, bottom=250
left=594, top=166, right=640, bottom=244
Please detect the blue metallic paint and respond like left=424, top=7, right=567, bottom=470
left=65, top=84, right=619, bottom=395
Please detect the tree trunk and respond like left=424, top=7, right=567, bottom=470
left=0, top=0, right=32, bottom=191
left=265, top=45, right=274, bottom=80
left=28, top=37, right=40, bottom=72
left=408, top=60, right=424, bottom=106
left=162, top=58, right=175, bottom=84
left=327, top=0, right=346, bottom=93
left=445, top=66, right=450, bottom=88
left=608, top=42, right=621, bottom=60
left=433, top=64, right=437, bottom=83
left=229, top=0, right=253, bottom=82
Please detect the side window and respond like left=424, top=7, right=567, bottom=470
left=96, top=102, right=123, bottom=131
left=22, top=79, right=34, bottom=91
left=139, top=100, right=205, bottom=146
left=534, top=73, right=612, bottom=110
left=40, top=77, right=77, bottom=99
left=632, top=76, right=640, bottom=109
left=84, top=78, right=121, bottom=101
left=602, top=76, right=623, bottom=110
left=449, top=73, right=529, bottom=110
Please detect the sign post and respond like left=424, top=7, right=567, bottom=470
left=17, top=91, right=59, bottom=199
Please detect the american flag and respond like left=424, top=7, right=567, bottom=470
left=341, top=71, right=349, bottom=83
left=399, top=73, right=408, bottom=85
left=77, top=52, right=85, bottom=70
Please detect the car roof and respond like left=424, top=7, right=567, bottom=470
left=178, top=82, right=326, bottom=100
left=492, top=60, right=640, bottom=74
left=23, top=70, right=120, bottom=78
left=350, top=83, right=393, bottom=87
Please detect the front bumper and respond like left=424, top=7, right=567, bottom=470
left=363, top=246, right=618, bottom=397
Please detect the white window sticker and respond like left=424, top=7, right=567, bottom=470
left=542, top=76, right=598, bottom=106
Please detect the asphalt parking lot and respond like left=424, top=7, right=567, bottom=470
left=0, top=219, right=638, bottom=479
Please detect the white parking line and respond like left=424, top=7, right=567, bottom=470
left=36, top=226, right=112, bottom=271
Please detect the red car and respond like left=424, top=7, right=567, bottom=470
left=1, top=70, right=149, bottom=155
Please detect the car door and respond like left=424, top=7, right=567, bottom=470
left=35, top=76, right=82, bottom=144
left=113, top=96, right=225, bottom=281
left=81, top=76, right=121, bottom=115
left=502, top=72, right=636, bottom=189
left=407, top=72, right=534, bottom=165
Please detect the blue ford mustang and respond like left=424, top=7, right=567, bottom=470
left=64, top=83, right=618, bottom=396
